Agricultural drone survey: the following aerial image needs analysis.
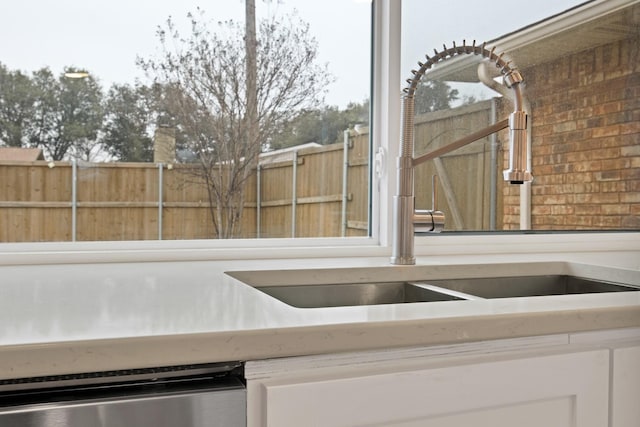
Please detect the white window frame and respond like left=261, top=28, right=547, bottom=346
left=0, top=0, right=392, bottom=264
left=0, top=0, right=638, bottom=265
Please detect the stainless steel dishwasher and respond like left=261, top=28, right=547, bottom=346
left=0, top=362, right=246, bottom=427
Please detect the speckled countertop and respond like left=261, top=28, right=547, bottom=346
left=1, top=250, right=639, bottom=381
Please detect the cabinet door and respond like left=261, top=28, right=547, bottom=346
left=611, top=343, right=640, bottom=427
left=256, top=349, right=609, bottom=427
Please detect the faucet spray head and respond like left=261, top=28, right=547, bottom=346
left=503, top=110, right=532, bottom=184
left=500, top=71, right=532, bottom=184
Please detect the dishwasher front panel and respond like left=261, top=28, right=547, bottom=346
left=0, top=376, right=246, bottom=427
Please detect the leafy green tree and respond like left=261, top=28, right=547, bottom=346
left=272, top=100, right=369, bottom=149
left=102, top=84, right=154, bottom=162
left=28, top=67, right=103, bottom=160
left=342, top=100, right=370, bottom=129
left=414, top=80, right=459, bottom=115
left=0, top=63, right=36, bottom=147
left=27, top=68, right=59, bottom=156
left=272, top=108, right=338, bottom=149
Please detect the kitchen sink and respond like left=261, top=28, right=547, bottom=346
left=226, top=264, right=640, bottom=309
left=254, top=276, right=638, bottom=308
left=425, top=275, right=639, bottom=299
left=256, top=282, right=470, bottom=308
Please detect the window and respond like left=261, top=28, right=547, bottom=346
left=402, top=0, right=639, bottom=232
left=1, top=0, right=638, bottom=255
left=0, top=0, right=373, bottom=242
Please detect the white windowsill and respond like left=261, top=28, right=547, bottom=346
left=0, top=231, right=638, bottom=266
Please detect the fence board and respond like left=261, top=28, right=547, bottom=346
left=0, top=105, right=497, bottom=241
left=413, top=100, right=496, bottom=230
left=0, top=130, right=371, bottom=241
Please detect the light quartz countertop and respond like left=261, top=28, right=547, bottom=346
left=1, top=247, right=639, bottom=381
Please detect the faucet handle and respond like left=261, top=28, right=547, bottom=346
left=414, top=175, right=445, bottom=233
left=414, top=210, right=445, bottom=233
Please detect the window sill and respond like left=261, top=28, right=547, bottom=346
left=0, top=237, right=385, bottom=266
left=414, top=231, right=640, bottom=257
left=0, top=231, right=638, bottom=266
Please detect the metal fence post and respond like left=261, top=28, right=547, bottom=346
left=291, top=151, right=298, bottom=238
left=71, top=158, right=77, bottom=242
left=158, top=163, right=164, bottom=240
left=342, top=130, right=349, bottom=237
left=256, top=164, right=261, bottom=238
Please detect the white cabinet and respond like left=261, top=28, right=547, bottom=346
left=247, top=347, right=609, bottom=427
left=611, top=343, right=640, bottom=427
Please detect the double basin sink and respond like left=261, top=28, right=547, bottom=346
left=227, top=264, right=640, bottom=309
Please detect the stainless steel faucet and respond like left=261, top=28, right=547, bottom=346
left=391, top=40, right=533, bottom=265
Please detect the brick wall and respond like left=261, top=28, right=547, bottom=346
left=502, top=36, right=640, bottom=230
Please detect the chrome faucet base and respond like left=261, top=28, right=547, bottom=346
left=389, top=256, right=416, bottom=266
left=391, top=195, right=416, bottom=265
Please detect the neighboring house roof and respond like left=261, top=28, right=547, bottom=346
left=419, top=0, right=639, bottom=83
left=260, top=142, right=322, bottom=164
left=0, top=147, right=45, bottom=161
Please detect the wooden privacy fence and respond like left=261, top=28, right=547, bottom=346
left=0, top=130, right=370, bottom=242
left=0, top=102, right=504, bottom=243
left=413, top=100, right=501, bottom=231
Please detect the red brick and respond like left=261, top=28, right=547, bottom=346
left=596, top=170, right=621, bottom=181
left=589, top=193, right=620, bottom=204
left=551, top=205, right=575, bottom=215
left=534, top=145, right=552, bottom=156
left=621, top=216, right=640, bottom=228
left=533, top=123, right=554, bottom=137
left=620, top=122, right=640, bottom=136
left=626, top=178, right=640, bottom=191
left=571, top=216, right=595, bottom=227
left=621, top=168, right=640, bottom=180
left=593, top=216, right=622, bottom=228
left=601, top=204, right=630, bottom=215
left=573, top=192, right=619, bottom=204
left=501, top=190, right=518, bottom=201
left=601, top=158, right=631, bottom=170
left=573, top=161, right=603, bottom=172
left=567, top=183, right=599, bottom=193
left=605, top=111, right=635, bottom=126
left=509, top=37, right=638, bottom=231
left=503, top=215, right=520, bottom=225
left=532, top=205, right=552, bottom=215
left=621, top=145, right=640, bottom=157
left=600, top=181, right=626, bottom=192
left=592, top=125, right=621, bottom=138
left=621, top=193, right=640, bottom=203
left=564, top=173, right=595, bottom=184
left=534, top=174, right=564, bottom=185
left=574, top=205, right=600, bottom=215
left=540, top=194, right=569, bottom=205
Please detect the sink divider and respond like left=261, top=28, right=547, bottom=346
left=408, top=282, right=486, bottom=301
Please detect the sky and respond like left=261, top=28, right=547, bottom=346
left=0, top=0, right=583, bottom=108
left=401, top=0, right=585, bottom=102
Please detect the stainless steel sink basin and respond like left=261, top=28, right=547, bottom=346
left=256, top=282, right=468, bottom=308
left=425, top=275, right=639, bottom=299
left=226, top=264, right=640, bottom=309
left=254, top=275, right=639, bottom=308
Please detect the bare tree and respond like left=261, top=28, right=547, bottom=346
left=138, top=8, right=331, bottom=238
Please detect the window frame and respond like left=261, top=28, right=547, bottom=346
left=0, top=0, right=638, bottom=265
